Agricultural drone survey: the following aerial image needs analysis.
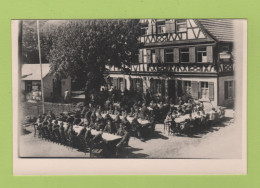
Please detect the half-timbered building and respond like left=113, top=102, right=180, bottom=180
left=106, top=19, right=234, bottom=107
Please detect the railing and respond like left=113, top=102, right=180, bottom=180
left=106, top=63, right=218, bottom=74
left=218, top=62, right=234, bottom=73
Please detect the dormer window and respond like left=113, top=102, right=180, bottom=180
left=176, top=19, right=187, bottom=32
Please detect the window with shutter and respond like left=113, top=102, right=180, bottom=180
left=189, top=47, right=196, bottom=63
left=174, top=48, right=179, bottom=63
left=191, top=81, right=199, bottom=99
left=209, top=82, right=214, bottom=101
left=207, top=46, right=213, bottom=63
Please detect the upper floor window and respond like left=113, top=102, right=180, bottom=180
left=176, top=20, right=187, bottom=32
left=141, top=24, right=148, bottom=35
left=197, top=47, right=207, bottom=62
left=151, top=50, right=156, bottom=63
left=180, top=48, right=189, bottom=62
left=165, top=49, right=174, bottom=63
left=157, top=22, right=166, bottom=34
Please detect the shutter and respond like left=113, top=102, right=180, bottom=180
left=165, top=21, right=170, bottom=33
left=174, top=48, right=179, bottom=63
left=146, top=50, right=151, bottom=63
left=209, top=82, right=214, bottom=101
left=152, top=24, right=156, bottom=35
left=140, top=79, right=143, bottom=93
left=113, top=78, right=117, bottom=89
left=138, top=49, right=143, bottom=63
left=155, top=49, right=160, bottom=63
left=117, top=79, right=121, bottom=90
left=160, top=49, right=164, bottom=63
left=166, top=20, right=175, bottom=33
left=147, top=23, right=152, bottom=35
left=207, top=46, right=213, bottom=63
left=122, top=79, right=126, bottom=91
left=189, top=47, right=196, bottom=63
left=224, top=81, right=228, bottom=99
left=191, top=81, right=199, bottom=99
left=161, top=80, right=165, bottom=96
left=150, top=79, right=154, bottom=93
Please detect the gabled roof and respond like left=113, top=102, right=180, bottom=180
left=21, top=64, right=50, bottom=80
left=197, top=19, right=234, bottom=42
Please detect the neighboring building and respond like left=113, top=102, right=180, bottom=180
left=21, top=64, right=71, bottom=102
left=106, top=19, right=234, bottom=107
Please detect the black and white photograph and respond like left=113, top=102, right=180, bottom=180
left=12, top=19, right=247, bottom=174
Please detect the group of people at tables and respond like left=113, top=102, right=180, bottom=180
left=163, top=98, right=225, bottom=134
left=35, top=96, right=225, bottom=156
left=35, top=101, right=157, bottom=157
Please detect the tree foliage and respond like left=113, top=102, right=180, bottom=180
left=46, top=20, right=142, bottom=91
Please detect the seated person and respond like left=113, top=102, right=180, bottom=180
left=139, top=103, right=148, bottom=120
left=77, top=123, right=87, bottom=137
left=59, top=122, right=66, bottom=140
left=104, top=119, right=116, bottom=134
left=114, top=107, right=121, bottom=116
left=81, top=106, right=87, bottom=118
left=121, top=109, right=128, bottom=117
left=113, top=114, right=121, bottom=130
left=129, top=107, right=136, bottom=117
left=48, top=110, right=56, bottom=121
left=73, top=114, right=82, bottom=125
left=94, top=115, right=105, bottom=131
left=108, top=105, right=114, bottom=115
left=58, top=113, right=67, bottom=122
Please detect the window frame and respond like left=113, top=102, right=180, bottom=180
left=141, top=24, right=149, bottom=36
left=156, top=22, right=166, bottom=34
left=151, top=50, right=156, bottom=63
left=180, top=48, right=190, bottom=63
left=165, top=48, right=174, bottom=63
left=176, top=19, right=187, bottom=33
left=184, top=81, right=191, bottom=94
left=197, top=47, right=207, bottom=63
left=200, top=81, right=209, bottom=99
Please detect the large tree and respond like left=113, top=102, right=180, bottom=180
left=46, top=20, right=142, bottom=104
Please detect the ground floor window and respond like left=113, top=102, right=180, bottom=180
left=131, top=78, right=143, bottom=93
left=225, top=80, right=233, bottom=99
left=184, top=81, right=191, bottom=94
left=150, top=79, right=165, bottom=95
left=200, top=82, right=209, bottom=99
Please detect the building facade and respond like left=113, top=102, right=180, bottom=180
left=107, top=19, right=234, bottom=107
left=21, top=64, right=71, bottom=102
